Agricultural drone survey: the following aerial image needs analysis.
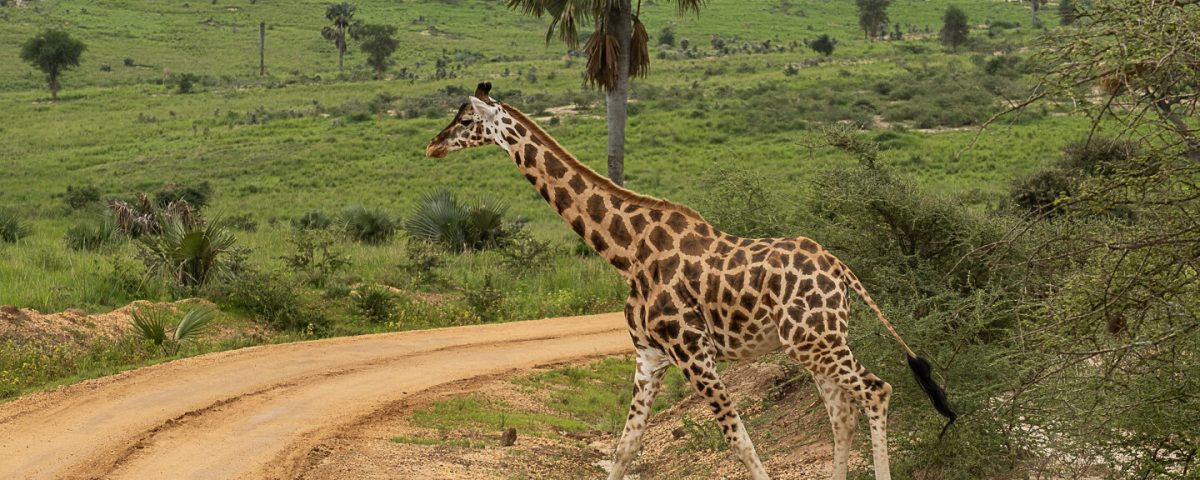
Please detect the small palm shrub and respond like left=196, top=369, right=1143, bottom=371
left=64, top=219, right=119, bottom=251
left=405, top=188, right=514, bottom=253
left=130, top=305, right=217, bottom=355
left=0, top=210, right=29, bottom=243
left=137, top=219, right=237, bottom=290
left=352, top=283, right=396, bottom=323
left=341, top=205, right=397, bottom=244
left=109, top=192, right=200, bottom=238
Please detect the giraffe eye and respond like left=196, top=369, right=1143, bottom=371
left=460, top=119, right=474, bottom=127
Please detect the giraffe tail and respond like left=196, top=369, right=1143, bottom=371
left=839, top=261, right=958, bottom=439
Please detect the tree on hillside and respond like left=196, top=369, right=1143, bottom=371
left=940, top=6, right=969, bottom=51
left=810, top=34, right=835, bottom=57
left=1028, top=0, right=1046, bottom=27
left=352, top=24, right=399, bottom=79
left=855, top=0, right=890, bottom=41
left=20, top=29, right=86, bottom=101
left=1058, top=0, right=1076, bottom=25
left=321, top=2, right=360, bottom=70
left=658, top=25, right=675, bottom=47
left=505, top=0, right=706, bottom=187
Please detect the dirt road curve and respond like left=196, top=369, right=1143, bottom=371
left=0, top=313, right=631, bottom=480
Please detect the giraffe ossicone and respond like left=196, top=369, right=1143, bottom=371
left=425, top=82, right=954, bottom=480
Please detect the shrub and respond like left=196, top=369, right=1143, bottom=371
left=498, top=233, right=556, bottom=275
left=0, top=210, right=29, bottom=243
left=397, top=239, right=446, bottom=287
left=281, top=227, right=349, bottom=287
left=219, top=271, right=329, bottom=331
left=292, top=211, right=333, bottom=230
left=154, top=181, right=212, bottom=209
left=64, top=184, right=101, bottom=210
left=340, top=205, right=397, bottom=244
left=123, top=57, right=135, bottom=67
left=810, top=34, right=835, bottom=56
left=1010, top=168, right=1076, bottom=215
left=405, top=188, right=514, bottom=252
left=693, top=165, right=796, bottom=238
left=64, top=219, right=119, bottom=251
left=461, top=274, right=505, bottom=323
left=225, top=213, right=257, bottom=232
left=175, top=73, right=200, bottom=94
left=352, top=283, right=396, bottom=323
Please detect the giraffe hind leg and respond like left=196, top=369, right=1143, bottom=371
left=813, top=373, right=858, bottom=480
left=667, top=329, right=771, bottom=480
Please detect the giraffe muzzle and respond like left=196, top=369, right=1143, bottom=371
left=425, top=143, right=448, bottom=158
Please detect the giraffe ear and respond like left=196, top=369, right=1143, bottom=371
left=474, top=82, right=495, bottom=105
left=468, top=96, right=498, bottom=119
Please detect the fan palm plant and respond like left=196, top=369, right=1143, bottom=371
left=405, top=189, right=512, bottom=253
left=138, top=218, right=238, bottom=290
left=321, top=2, right=361, bottom=70
left=130, top=305, right=217, bottom=356
left=505, top=0, right=706, bottom=186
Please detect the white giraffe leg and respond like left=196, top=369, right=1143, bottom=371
left=607, top=347, right=670, bottom=480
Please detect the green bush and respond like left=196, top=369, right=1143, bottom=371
left=129, top=305, right=216, bottom=355
left=292, top=211, right=334, bottom=230
left=692, top=165, right=796, bottom=238
left=340, top=205, right=397, bottom=244
left=218, top=271, right=329, bottom=331
left=395, top=239, right=446, bottom=287
left=63, top=184, right=101, bottom=210
left=154, top=181, right=212, bottom=209
left=405, top=188, right=514, bottom=252
left=64, top=219, right=119, bottom=251
left=352, top=283, right=396, bottom=323
left=225, top=213, right=257, bottom=232
left=498, top=233, right=556, bottom=276
left=280, top=227, right=350, bottom=287
left=461, top=274, right=505, bottom=323
left=0, top=210, right=30, bottom=243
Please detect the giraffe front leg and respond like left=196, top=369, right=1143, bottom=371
left=608, top=347, right=670, bottom=480
left=667, top=329, right=770, bottom=480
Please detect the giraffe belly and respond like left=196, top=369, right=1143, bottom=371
left=708, top=308, right=783, bottom=360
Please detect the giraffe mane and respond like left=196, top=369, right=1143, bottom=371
left=500, top=102, right=706, bottom=222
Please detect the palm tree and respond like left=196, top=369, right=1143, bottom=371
left=321, top=2, right=360, bottom=70
left=506, top=0, right=705, bottom=186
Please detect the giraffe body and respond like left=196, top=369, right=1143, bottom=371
left=426, top=83, right=927, bottom=480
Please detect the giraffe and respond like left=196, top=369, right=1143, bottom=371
left=425, top=83, right=954, bottom=480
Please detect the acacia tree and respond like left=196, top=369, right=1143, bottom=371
left=20, top=29, right=86, bottom=101
left=321, top=2, right=360, bottom=70
left=855, top=0, right=890, bottom=41
left=506, top=0, right=705, bottom=186
left=939, top=6, right=969, bottom=51
left=353, top=24, right=398, bottom=78
left=810, top=34, right=835, bottom=57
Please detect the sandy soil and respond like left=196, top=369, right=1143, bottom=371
left=0, top=312, right=631, bottom=480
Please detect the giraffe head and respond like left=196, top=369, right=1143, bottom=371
left=424, top=82, right=504, bottom=158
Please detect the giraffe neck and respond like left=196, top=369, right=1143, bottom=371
left=494, top=103, right=700, bottom=276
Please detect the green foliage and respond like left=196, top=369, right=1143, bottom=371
left=321, top=2, right=360, bottom=69
left=395, top=239, right=446, bottom=287
left=680, top=415, right=727, bottom=451
left=1010, top=137, right=1139, bottom=215
left=693, top=164, right=795, bottom=238
left=137, top=219, right=239, bottom=290
left=940, top=5, right=970, bottom=50
left=19, top=29, right=86, bottom=100
left=64, top=219, right=119, bottom=251
left=218, top=271, right=329, bottom=331
left=461, top=274, right=505, bottom=323
left=1058, top=0, right=1076, bottom=26
left=0, top=210, right=29, bottom=243
left=810, top=34, right=835, bottom=56
left=155, top=181, right=212, bottom=210
left=658, top=26, right=676, bottom=47
left=281, top=227, right=350, bottom=286
left=405, top=189, right=514, bottom=253
left=63, top=184, right=101, bottom=210
left=340, top=205, right=397, bottom=244
left=498, top=232, right=556, bottom=276
left=352, top=283, right=395, bottom=323
left=352, top=23, right=399, bottom=77
left=855, top=0, right=890, bottom=40
left=292, top=211, right=334, bottom=230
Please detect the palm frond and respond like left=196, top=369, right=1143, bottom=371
left=584, top=22, right=620, bottom=91
left=630, top=15, right=650, bottom=78
left=174, top=307, right=216, bottom=343
left=130, top=306, right=170, bottom=347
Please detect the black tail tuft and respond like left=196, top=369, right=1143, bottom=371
left=907, top=355, right=957, bottom=439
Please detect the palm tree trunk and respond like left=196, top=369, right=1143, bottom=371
left=605, top=0, right=632, bottom=187
left=49, top=74, right=58, bottom=101
left=338, top=33, right=346, bottom=70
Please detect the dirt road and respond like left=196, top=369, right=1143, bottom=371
left=0, top=313, right=631, bottom=480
